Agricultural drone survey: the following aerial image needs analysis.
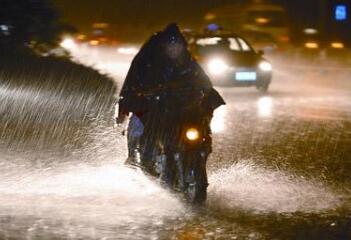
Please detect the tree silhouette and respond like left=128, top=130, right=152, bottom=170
left=0, top=0, right=75, bottom=53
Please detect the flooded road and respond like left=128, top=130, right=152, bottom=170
left=0, top=46, right=350, bottom=239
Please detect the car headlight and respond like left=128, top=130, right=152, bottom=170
left=305, top=42, right=319, bottom=49
left=207, top=58, right=228, bottom=75
left=330, top=42, right=344, bottom=49
left=186, top=128, right=200, bottom=141
left=60, top=38, right=76, bottom=50
left=259, top=61, right=272, bottom=72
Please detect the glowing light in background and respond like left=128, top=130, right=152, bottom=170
left=305, top=42, right=319, bottom=49
left=207, top=23, right=220, bottom=31
left=335, top=5, right=347, bottom=21
left=117, top=47, right=139, bottom=55
left=331, top=42, right=344, bottom=49
left=255, top=17, right=270, bottom=24
left=0, top=24, right=9, bottom=31
left=60, top=38, right=76, bottom=50
left=211, top=105, right=227, bottom=133
left=76, top=34, right=86, bottom=41
left=89, top=40, right=99, bottom=46
left=258, top=96, right=273, bottom=118
left=303, top=28, right=318, bottom=35
left=279, top=35, right=290, bottom=42
left=96, top=62, right=131, bottom=77
left=204, top=13, right=216, bottom=21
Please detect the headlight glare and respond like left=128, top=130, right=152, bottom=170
left=60, top=38, right=76, bottom=49
left=186, top=128, right=200, bottom=141
left=207, top=58, right=228, bottom=75
left=259, top=61, right=272, bottom=71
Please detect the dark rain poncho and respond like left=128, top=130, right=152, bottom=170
left=119, top=23, right=224, bottom=115
left=118, top=23, right=225, bottom=151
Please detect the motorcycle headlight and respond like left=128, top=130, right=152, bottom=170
left=207, top=58, right=228, bottom=75
left=186, top=128, right=200, bottom=141
left=259, top=61, right=272, bottom=72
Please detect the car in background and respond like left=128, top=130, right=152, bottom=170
left=295, top=29, right=350, bottom=64
left=203, top=2, right=290, bottom=47
left=188, top=33, right=272, bottom=92
left=243, top=3, right=290, bottom=45
left=239, top=30, right=278, bottom=53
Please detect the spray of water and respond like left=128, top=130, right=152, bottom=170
left=208, top=161, right=342, bottom=214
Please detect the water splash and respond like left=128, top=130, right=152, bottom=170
left=0, top=160, right=186, bottom=239
left=208, top=161, right=342, bottom=213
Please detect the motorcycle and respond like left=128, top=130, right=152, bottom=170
left=154, top=119, right=210, bottom=204
left=126, top=91, right=211, bottom=204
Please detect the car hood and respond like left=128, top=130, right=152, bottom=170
left=228, top=52, right=262, bottom=68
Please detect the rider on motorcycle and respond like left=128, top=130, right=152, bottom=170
left=117, top=23, right=225, bottom=174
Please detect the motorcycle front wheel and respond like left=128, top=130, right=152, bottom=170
left=184, top=152, right=208, bottom=204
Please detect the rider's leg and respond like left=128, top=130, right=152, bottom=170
left=126, top=134, right=139, bottom=163
left=163, top=150, right=176, bottom=188
left=125, top=114, right=144, bottom=165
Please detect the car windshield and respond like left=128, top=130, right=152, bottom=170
left=195, top=37, right=254, bottom=52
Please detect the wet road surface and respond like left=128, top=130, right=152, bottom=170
left=0, top=45, right=350, bottom=239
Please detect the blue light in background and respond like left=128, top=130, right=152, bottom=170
left=207, top=24, right=219, bottom=31
left=335, top=5, right=347, bottom=21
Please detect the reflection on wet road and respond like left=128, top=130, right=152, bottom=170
left=0, top=45, right=350, bottom=239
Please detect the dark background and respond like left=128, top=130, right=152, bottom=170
left=53, top=0, right=351, bottom=43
